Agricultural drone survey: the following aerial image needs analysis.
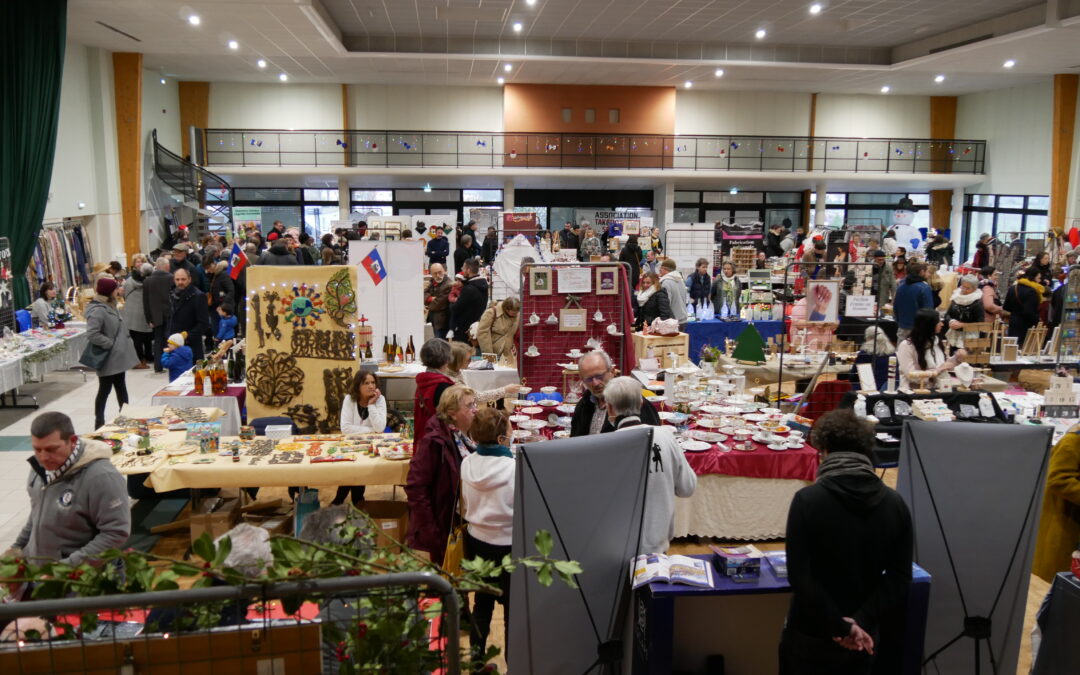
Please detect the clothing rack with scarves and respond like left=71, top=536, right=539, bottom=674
left=29, top=220, right=95, bottom=299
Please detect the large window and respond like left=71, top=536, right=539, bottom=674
left=674, top=191, right=805, bottom=230
left=347, top=187, right=503, bottom=225
left=961, top=194, right=1049, bottom=262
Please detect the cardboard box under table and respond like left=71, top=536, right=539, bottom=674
left=632, top=332, right=690, bottom=369
left=632, top=557, right=931, bottom=675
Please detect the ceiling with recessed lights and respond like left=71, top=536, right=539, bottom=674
left=67, top=0, right=1080, bottom=95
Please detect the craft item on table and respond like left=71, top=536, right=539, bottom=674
left=268, top=451, right=304, bottom=464
left=186, top=422, right=221, bottom=454
left=192, top=457, right=215, bottom=464
left=873, top=400, right=892, bottom=419
left=911, top=399, right=955, bottom=422
left=247, top=349, right=305, bottom=407
left=710, top=544, right=764, bottom=582
left=165, top=407, right=210, bottom=423
left=731, top=323, right=767, bottom=364
left=305, top=442, right=325, bottom=457
left=886, top=356, right=898, bottom=393
left=893, top=400, right=913, bottom=417
left=378, top=442, right=413, bottom=460
left=241, top=439, right=276, bottom=456
left=978, top=393, right=996, bottom=417
left=854, top=394, right=868, bottom=418
left=958, top=404, right=979, bottom=419
left=274, top=442, right=304, bottom=452
left=311, top=455, right=355, bottom=463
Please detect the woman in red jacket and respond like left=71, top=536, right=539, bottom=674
left=413, top=338, right=455, bottom=447
left=405, top=385, right=478, bottom=563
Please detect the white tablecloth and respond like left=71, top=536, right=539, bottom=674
left=0, top=357, right=23, bottom=394
left=151, top=372, right=243, bottom=436
left=673, top=474, right=810, bottom=541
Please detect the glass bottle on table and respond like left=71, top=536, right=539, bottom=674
left=381, top=336, right=390, bottom=363
left=193, top=360, right=205, bottom=395
left=405, top=336, right=415, bottom=363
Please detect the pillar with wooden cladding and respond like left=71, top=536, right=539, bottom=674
left=178, top=82, right=209, bottom=162
left=113, top=52, right=142, bottom=258
left=1051, top=74, right=1079, bottom=234
left=341, top=83, right=350, bottom=167
left=929, top=96, right=958, bottom=231
left=806, top=93, right=817, bottom=169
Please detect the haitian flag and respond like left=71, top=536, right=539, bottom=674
left=227, top=242, right=247, bottom=280
left=361, top=247, right=387, bottom=286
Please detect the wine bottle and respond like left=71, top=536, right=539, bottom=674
left=405, top=336, right=415, bottom=363
left=382, top=336, right=390, bottom=362
left=392, top=333, right=399, bottom=356
left=364, top=342, right=374, bottom=360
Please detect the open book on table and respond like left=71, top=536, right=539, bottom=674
left=630, top=553, right=714, bottom=589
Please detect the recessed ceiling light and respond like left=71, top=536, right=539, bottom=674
left=504, top=63, right=512, bottom=72
left=755, top=28, right=767, bottom=39
left=1003, top=59, right=1016, bottom=68
left=160, top=77, right=166, bottom=85
left=526, top=0, right=536, bottom=5
left=880, top=85, right=890, bottom=93
left=187, top=15, right=200, bottom=26
left=684, top=80, right=693, bottom=89
left=279, top=73, right=288, bottom=82
left=497, top=77, right=505, bottom=85
left=934, top=74, right=945, bottom=83
left=809, top=3, right=822, bottom=14
left=513, top=21, right=523, bottom=32
left=729, top=187, right=739, bottom=195
left=256, top=59, right=267, bottom=68
left=228, top=40, right=239, bottom=50
left=715, top=68, right=725, bottom=77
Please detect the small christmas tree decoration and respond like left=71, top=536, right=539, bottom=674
left=731, top=323, right=767, bottom=364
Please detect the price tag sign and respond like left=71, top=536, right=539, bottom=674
left=845, top=294, right=876, bottom=318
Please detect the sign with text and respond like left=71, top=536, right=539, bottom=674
left=503, top=212, right=538, bottom=241
left=844, top=294, right=877, bottom=318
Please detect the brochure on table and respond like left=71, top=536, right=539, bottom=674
left=631, top=553, right=714, bottom=589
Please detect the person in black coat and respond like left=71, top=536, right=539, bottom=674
left=569, top=351, right=659, bottom=437
left=449, top=258, right=488, bottom=343
left=686, top=258, right=712, bottom=310
left=636, top=272, right=673, bottom=328
left=169, top=267, right=212, bottom=361
left=143, top=257, right=175, bottom=373
left=764, top=223, right=786, bottom=258
left=454, top=234, right=480, bottom=274
left=425, top=230, right=450, bottom=267
left=780, top=409, right=912, bottom=675
left=1003, top=267, right=1045, bottom=343
left=480, top=227, right=499, bottom=266
left=619, top=234, right=643, bottom=291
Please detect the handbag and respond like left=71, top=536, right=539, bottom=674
left=441, top=480, right=467, bottom=576
left=79, top=308, right=119, bottom=370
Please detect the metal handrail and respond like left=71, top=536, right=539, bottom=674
left=153, top=129, right=235, bottom=231
left=202, top=128, right=988, bottom=175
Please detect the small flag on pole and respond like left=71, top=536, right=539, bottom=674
left=361, top=247, right=387, bottom=286
left=227, top=242, right=248, bottom=281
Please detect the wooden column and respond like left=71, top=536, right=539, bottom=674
left=1051, top=74, right=1079, bottom=234
left=341, top=83, right=350, bottom=167
left=806, top=93, right=817, bottom=169
left=929, top=96, right=958, bottom=231
left=112, top=52, right=142, bottom=258
left=178, top=81, right=209, bottom=161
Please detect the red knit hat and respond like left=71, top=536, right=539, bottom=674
left=95, top=276, right=118, bottom=297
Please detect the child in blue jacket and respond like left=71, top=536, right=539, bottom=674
left=216, top=303, right=238, bottom=342
left=161, top=332, right=194, bottom=382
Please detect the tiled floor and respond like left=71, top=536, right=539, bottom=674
left=0, top=367, right=167, bottom=552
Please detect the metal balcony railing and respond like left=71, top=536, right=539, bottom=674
left=202, top=128, right=986, bottom=174
left=153, top=129, right=234, bottom=224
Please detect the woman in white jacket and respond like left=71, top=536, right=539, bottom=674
left=896, top=308, right=966, bottom=390
left=334, top=370, right=388, bottom=505
left=461, top=406, right=516, bottom=662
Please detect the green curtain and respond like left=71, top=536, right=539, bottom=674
left=0, top=1, right=67, bottom=308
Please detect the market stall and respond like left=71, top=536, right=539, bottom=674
left=685, top=319, right=784, bottom=363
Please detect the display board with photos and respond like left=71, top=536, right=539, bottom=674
left=518, top=263, right=636, bottom=390
left=245, top=265, right=360, bottom=432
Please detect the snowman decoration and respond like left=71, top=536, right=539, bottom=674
left=884, top=197, right=923, bottom=257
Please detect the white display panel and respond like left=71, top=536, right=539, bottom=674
left=349, top=240, right=425, bottom=358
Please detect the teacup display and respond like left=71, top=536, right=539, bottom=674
left=593, top=311, right=605, bottom=322
left=546, top=313, right=559, bottom=324
left=525, top=345, right=540, bottom=357
left=528, top=312, right=541, bottom=325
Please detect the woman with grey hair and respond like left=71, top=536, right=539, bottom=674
left=122, top=262, right=155, bottom=370
left=602, top=376, right=697, bottom=554
left=945, top=274, right=985, bottom=351
left=413, top=338, right=455, bottom=447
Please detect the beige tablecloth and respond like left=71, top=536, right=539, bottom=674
left=673, top=473, right=810, bottom=541
left=111, top=432, right=411, bottom=492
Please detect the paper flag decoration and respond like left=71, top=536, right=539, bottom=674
left=361, top=248, right=387, bottom=286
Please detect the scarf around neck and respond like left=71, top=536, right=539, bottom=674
left=950, top=288, right=982, bottom=306
left=636, top=285, right=656, bottom=305
left=475, top=443, right=513, bottom=459
left=1018, top=277, right=1047, bottom=296
left=46, top=439, right=83, bottom=485
left=816, top=451, right=875, bottom=482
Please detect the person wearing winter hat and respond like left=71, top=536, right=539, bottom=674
left=161, top=332, right=194, bottom=382
left=86, top=276, right=139, bottom=428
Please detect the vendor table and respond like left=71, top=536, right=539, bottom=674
left=151, top=372, right=244, bottom=437
left=632, top=558, right=931, bottom=675
left=838, top=390, right=1009, bottom=465
left=715, top=353, right=851, bottom=387
left=685, top=320, right=784, bottom=362
left=674, top=432, right=818, bottom=541
left=375, top=363, right=520, bottom=404
left=111, top=431, right=411, bottom=492
left=0, top=326, right=90, bottom=407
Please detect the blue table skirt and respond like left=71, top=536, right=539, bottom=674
left=685, top=319, right=786, bottom=362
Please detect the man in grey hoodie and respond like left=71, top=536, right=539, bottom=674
left=9, top=412, right=130, bottom=570
left=659, top=258, right=689, bottom=330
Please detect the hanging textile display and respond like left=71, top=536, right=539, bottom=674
left=27, top=221, right=95, bottom=298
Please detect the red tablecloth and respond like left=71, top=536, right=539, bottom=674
left=682, top=439, right=818, bottom=482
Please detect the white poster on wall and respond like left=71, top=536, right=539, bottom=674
left=349, top=240, right=425, bottom=358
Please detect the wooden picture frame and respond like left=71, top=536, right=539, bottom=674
left=529, top=268, right=552, bottom=296
left=559, top=308, right=587, bottom=332
left=595, top=267, right=618, bottom=295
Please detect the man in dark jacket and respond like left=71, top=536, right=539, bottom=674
left=764, top=223, right=787, bottom=258
left=425, top=263, right=453, bottom=339
left=892, top=261, right=933, bottom=341
left=450, top=258, right=488, bottom=343
left=170, top=244, right=207, bottom=291
left=570, top=351, right=659, bottom=437
left=258, top=238, right=298, bottom=265
left=559, top=222, right=579, bottom=250
left=169, top=267, right=211, bottom=361
left=425, top=229, right=450, bottom=267
left=454, top=234, right=479, bottom=274
left=1003, top=266, right=1045, bottom=342
left=143, top=257, right=174, bottom=373
left=780, top=409, right=912, bottom=674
